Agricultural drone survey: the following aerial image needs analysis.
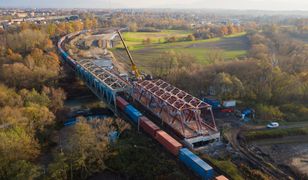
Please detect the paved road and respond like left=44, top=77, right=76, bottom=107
left=245, top=121, right=308, bottom=131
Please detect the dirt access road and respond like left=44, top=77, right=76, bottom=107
left=225, top=125, right=292, bottom=179
left=225, top=121, right=308, bottom=179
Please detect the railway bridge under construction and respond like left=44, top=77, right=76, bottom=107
left=58, top=30, right=222, bottom=179
left=58, top=30, right=220, bottom=149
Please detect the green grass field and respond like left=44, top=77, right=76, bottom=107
left=123, top=30, right=191, bottom=42
left=113, top=31, right=249, bottom=71
left=121, top=30, right=192, bottom=50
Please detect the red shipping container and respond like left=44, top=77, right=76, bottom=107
left=116, top=96, right=129, bottom=111
left=140, top=116, right=160, bottom=138
left=155, top=130, right=182, bottom=156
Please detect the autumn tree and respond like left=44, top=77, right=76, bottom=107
left=220, top=26, right=229, bottom=35
left=0, top=106, right=26, bottom=126
left=64, top=118, right=107, bottom=179
left=211, top=72, right=244, bottom=99
left=152, top=50, right=197, bottom=77
left=227, top=25, right=235, bottom=34
left=0, top=84, right=22, bottom=107
left=187, top=34, right=195, bottom=41
left=72, top=21, right=84, bottom=31
left=1, top=48, right=60, bottom=90
left=207, top=48, right=225, bottom=63
left=42, top=87, right=66, bottom=113
left=128, top=22, right=138, bottom=32
left=5, top=160, right=42, bottom=180
left=142, top=38, right=151, bottom=45
left=256, top=104, right=284, bottom=120
left=0, top=126, right=41, bottom=179
left=165, top=36, right=177, bottom=43
left=47, top=152, right=69, bottom=180
left=6, top=29, right=50, bottom=53
left=6, top=48, right=23, bottom=63
left=46, top=23, right=57, bottom=37
left=1, top=63, right=33, bottom=89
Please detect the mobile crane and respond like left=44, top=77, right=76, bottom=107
left=116, top=29, right=142, bottom=80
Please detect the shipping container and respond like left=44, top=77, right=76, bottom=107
left=179, top=148, right=213, bottom=180
left=222, top=100, right=236, bottom=108
left=202, top=97, right=221, bottom=109
left=140, top=116, right=160, bottom=138
left=124, top=105, right=142, bottom=124
left=116, top=96, right=129, bottom=111
left=155, top=130, right=182, bottom=156
left=220, top=108, right=234, bottom=113
left=215, top=175, right=229, bottom=180
left=61, top=52, right=68, bottom=60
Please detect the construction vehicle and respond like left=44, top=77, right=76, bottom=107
left=116, top=29, right=142, bottom=80
left=235, top=108, right=255, bottom=121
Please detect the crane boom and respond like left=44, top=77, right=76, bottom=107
left=116, top=29, right=141, bottom=79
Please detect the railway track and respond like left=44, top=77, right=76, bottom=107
left=228, top=127, right=292, bottom=180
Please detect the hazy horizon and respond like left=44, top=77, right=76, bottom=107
left=1, top=0, right=308, bottom=11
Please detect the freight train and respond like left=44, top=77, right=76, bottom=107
left=57, top=30, right=224, bottom=180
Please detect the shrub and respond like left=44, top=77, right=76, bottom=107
left=243, top=127, right=308, bottom=141
left=256, top=104, right=284, bottom=121
left=280, top=104, right=308, bottom=121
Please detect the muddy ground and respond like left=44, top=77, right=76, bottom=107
left=249, top=135, right=308, bottom=177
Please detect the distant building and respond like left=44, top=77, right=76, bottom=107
left=16, top=12, right=27, bottom=18
left=30, top=11, right=35, bottom=17
left=232, top=19, right=241, bottom=26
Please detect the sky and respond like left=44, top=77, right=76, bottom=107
left=1, top=0, right=308, bottom=11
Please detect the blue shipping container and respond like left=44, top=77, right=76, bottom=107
left=61, top=52, right=68, bottom=60
left=179, top=148, right=213, bottom=180
left=202, top=97, right=221, bottom=109
left=124, top=105, right=142, bottom=124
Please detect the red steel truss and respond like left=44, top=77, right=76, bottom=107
left=132, top=79, right=218, bottom=139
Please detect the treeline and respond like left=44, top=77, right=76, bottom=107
left=152, top=27, right=308, bottom=122
left=141, top=24, right=244, bottom=45
left=46, top=18, right=98, bottom=37
left=2, top=17, right=98, bottom=38
left=142, top=34, right=195, bottom=45
left=193, top=24, right=244, bottom=39
left=109, top=12, right=191, bottom=31
left=164, top=34, right=195, bottom=43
